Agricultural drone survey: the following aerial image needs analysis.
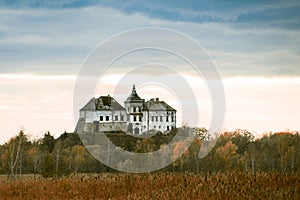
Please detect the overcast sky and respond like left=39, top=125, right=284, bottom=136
left=0, top=0, right=300, bottom=143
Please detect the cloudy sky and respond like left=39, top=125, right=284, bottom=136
left=0, top=0, right=300, bottom=143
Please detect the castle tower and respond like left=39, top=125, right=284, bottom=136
left=124, top=85, right=145, bottom=134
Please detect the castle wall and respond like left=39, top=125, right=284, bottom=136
left=141, top=110, right=176, bottom=133
left=84, top=121, right=127, bottom=132
left=83, top=110, right=127, bottom=124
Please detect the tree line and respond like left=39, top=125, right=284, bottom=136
left=0, top=128, right=300, bottom=179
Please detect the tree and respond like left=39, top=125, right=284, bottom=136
left=53, top=140, right=62, bottom=178
left=195, top=127, right=209, bottom=141
left=41, top=154, right=55, bottom=178
left=0, top=144, right=10, bottom=177
left=2, top=131, right=26, bottom=180
left=185, top=136, right=203, bottom=172
left=27, top=139, right=43, bottom=179
left=214, top=141, right=238, bottom=171
left=69, top=145, right=88, bottom=173
left=272, top=133, right=296, bottom=171
left=172, top=140, right=189, bottom=172
left=231, top=129, right=254, bottom=154
left=41, top=132, right=55, bottom=153
left=247, top=142, right=259, bottom=174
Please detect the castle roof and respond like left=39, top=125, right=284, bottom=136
left=125, top=85, right=144, bottom=102
left=80, top=85, right=176, bottom=112
left=80, top=96, right=125, bottom=111
left=80, top=98, right=96, bottom=111
left=144, top=98, right=176, bottom=112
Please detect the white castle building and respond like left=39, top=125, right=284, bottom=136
left=78, top=85, right=176, bottom=134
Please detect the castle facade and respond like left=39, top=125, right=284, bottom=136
left=78, top=85, right=176, bottom=134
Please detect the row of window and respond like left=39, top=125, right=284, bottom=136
left=129, top=107, right=175, bottom=116
left=99, top=115, right=125, bottom=122
left=141, top=125, right=174, bottom=130
left=98, top=115, right=174, bottom=122
left=128, top=107, right=142, bottom=113
left=131, top=116, right=175, bottom=122
left=133, top=116, right=142, bottom=122
left=156, top=125, right=174, bottom=130
left=167, top=112, right=175, bottom=116
left=99, top=115, right=174, bottom=123
left=151, top=116, right=174, bottom=122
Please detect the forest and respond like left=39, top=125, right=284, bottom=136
left=1, top=128, right=299, bottom=180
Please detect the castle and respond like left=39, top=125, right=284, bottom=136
left=78, top=85, right=177, bottom=134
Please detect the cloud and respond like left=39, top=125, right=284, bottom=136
left=1, top=2, right=299, bottom=77
left=0, top=6, right=153, bottom=74
left=0, top=10, right=299, bottom=80
left=1, top=1, right=300, bottom=27
left=0, top=73, right=75, bottom=80
left=0, top=105, right=14, bottom=110
left=223, top=77, right=300, bottom=133
left=0, top=73, right=76, bottom=143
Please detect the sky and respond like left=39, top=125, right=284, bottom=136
left=0, top=0, right=300, bottom=143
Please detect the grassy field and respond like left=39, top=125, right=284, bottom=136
left=0, top=172, right=299, bottom=199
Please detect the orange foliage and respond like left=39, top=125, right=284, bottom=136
left=172, top=141, right=189, bottom=161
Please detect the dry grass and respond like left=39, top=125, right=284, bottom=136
left=0, top=172, right=299, bottom=199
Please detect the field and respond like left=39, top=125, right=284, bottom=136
left=0, top=172, right=299, bottom=199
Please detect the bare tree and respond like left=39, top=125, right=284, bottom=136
left=28, top=139, right=42, bottom=179
left=55, top=149, right=59, bottom=178
left=53, top=140, right=62, bottom=178
left=247, top=142, right=259, bottom=175
left=8, top=131, right=24, bottom=180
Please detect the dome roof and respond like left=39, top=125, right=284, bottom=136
left=126, top=85, right=143, bottom=102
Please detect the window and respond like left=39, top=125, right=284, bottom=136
left=159, top=125, right=161, bottom=129
left=151, top=116, right=154, bottom=122
left=160, top=116, right=163, bottom=122
left=139, top=116, right=142, bottom=122
left=166, top=116, right=169, bottom=122
left=156, top=116, right=158, bottom=122
left=133, top=116, right=137, bottom=122
left=105, top=116, right=109, bottom=121
left=167, top=126, right=169, bottom=131
left=133, top=107, right=136, bottom=112
left=115, top=115, right=118, bottom=121
left=121, top=115, right=124, bottom=121
left=171, top=116, right=174, bottom=122
left=154, top=125, right=156, bottom=129
left=100, top=116, right=103, bottom=121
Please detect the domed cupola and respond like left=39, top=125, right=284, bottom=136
left=125, top=85, right=143, bottom=102
left=124, top=84, right=145, bottom=114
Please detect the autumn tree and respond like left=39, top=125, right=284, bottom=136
left=27, top=139, right=43, bottom=179
left=1, top=131, right=27, bottom=180
left=214, top=141, right=238, bottom=171
left=247, top=142, right=259, bottom=174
